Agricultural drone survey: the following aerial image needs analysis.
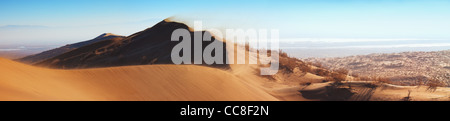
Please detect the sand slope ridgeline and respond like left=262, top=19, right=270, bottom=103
left=0, top=58, right=277, bottom=101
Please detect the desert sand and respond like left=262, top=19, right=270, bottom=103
left=2, top=41, right=450, bottom=101
left=0, top=58, right=277, bottom=101
left=1, top=57, right=449, bottom=101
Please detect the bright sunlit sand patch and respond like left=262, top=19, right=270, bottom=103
left=0, top=58, right=278, bottom=101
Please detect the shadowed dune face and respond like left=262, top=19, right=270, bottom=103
left=0, top=58, right=277, bottom=101
left=298, top=81, right=450, bottom=101
left=36, top=20, right=228, bottom=69
left=19, top=33, right=125, bottom=64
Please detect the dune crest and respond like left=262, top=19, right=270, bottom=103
left=0, top=58, right=277, bottom=101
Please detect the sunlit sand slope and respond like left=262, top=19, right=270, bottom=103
left=0, top=58, right=277, bottom=101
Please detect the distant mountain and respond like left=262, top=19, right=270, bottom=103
left=305, top=50, right=450, bottom=86
left=35, top=20, right=228, bottom=69
left=19, top=33, right=125, bottom=64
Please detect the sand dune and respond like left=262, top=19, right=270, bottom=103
left=0, top=58, right=277, bottom=101
left=2, top=57, right=449, bottom=101
left=36, top=20, right=228, bottom=69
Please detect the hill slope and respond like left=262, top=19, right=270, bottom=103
left=0, top=58, right=277, bottom=101
left=19, top=33, right=125, bottom=64
left=36, top=20, right=228, bottom=69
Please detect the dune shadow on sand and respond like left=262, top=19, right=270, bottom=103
left=299, top=82, right=379, bottom=101
left=299, top=84, right=354, bottom=101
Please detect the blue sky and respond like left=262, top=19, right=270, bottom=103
left=1, top=0, right=450, bottom=46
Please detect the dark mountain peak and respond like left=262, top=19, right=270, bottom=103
left=35, top=19, right=228, bottom=69
left=95, top=33, right=122, bottom=39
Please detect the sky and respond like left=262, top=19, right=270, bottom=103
left=0, top=0, right=450, bottom=49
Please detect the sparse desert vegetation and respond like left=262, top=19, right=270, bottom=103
left=262, top=50, right=450, bottom=101
left=306, top=50, right=450, bottom=87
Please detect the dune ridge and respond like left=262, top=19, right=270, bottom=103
left=0, top=58, right=277, bottom=101
left=36, top=20, right=228, bottom=69
left=19, top=33, right=125, bottom=64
